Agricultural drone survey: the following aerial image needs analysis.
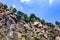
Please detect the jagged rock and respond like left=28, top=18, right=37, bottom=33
left=0, top=3, right=60, bottom=40
left=55, top=36, right=60, bottom=40
left=0, top=22, right=2, bottom=27
left=0, top=3, right=3, bottom=7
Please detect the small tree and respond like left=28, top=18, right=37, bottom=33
left=10, top=6, right=17, bottom=13
left=29, top=13, right=36, bottom=21
left=23, top=14, right=29, bottom=23
left=35, top=17, right=41, bottom=22
left=55, top=21, right=60, bottom=26
left=17, top=11, right=24, bottom=19
left=23, top=14, right=28, bottom=20
left=40, top=19, right=45, bottom=25
left=12, top=8, right=17, bottom=13
left=4, top=4, right=8, bottom=9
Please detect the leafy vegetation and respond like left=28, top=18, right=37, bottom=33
left=55, top=21, right=60, bottom=26
left=40, top=19, right=45, bottom=25
left=4, top=4, right=8, bottom=9
left=0, top=3, right=60, bottom=40
left=4, top=4, right=60, bottom=26
left=29, top=13, right=36, bottom=21
left=10, top=6, right=17, bottom=13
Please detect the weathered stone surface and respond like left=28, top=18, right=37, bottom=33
left=55, top=36, right=60, bottom=40
left=0, top=3, right=60, bottom=40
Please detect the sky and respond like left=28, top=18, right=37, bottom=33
left=0, top=0, right=60, bottom=24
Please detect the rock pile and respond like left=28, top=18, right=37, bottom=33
left=0, top=3, right=60, bottom=40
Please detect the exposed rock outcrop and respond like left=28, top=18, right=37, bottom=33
left=0, top=3, right=60, bottom=40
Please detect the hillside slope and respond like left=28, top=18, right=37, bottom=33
left=0, top=3, right=60, bottom=40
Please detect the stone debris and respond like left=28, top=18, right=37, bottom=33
left=0, top=3, right=60, bottom=40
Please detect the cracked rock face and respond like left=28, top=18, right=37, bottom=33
left=0, top=3, right=60, bottom=40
